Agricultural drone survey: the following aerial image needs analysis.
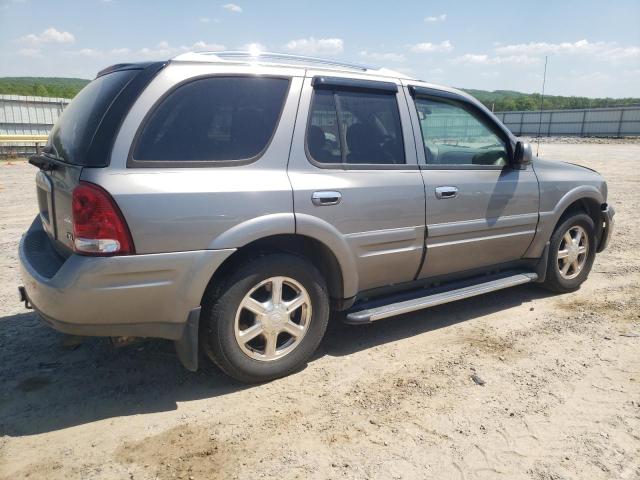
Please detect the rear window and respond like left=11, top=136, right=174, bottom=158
left=307, top=88, right=405, bottom=165
left=132, top=76, right=290, bottom=163
left=48, top=70, right=137, bottom=166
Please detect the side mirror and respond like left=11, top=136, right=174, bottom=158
left=513, top=141, right=533, bottom=167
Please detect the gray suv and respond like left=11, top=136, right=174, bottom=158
left=18, top=52, right=614, bottom=383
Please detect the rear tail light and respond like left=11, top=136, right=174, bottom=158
left=72, top=181, right=135, bottom=256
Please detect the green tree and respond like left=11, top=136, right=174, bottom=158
left=33, top=84, right=48, bottom=97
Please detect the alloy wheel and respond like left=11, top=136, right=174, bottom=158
left=234, top=276, right=312, bottom=361
left=557, top=225, right=589, bottom=280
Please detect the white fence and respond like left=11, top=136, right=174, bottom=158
left=494, top=106, right=640, bottom=137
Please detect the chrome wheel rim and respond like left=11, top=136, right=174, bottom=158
left=234, top=276, right=311, bottom=362
left=557, top=225, right=589, bottom=280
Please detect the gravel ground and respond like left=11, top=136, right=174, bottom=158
left=1, top=143, right=639, bottom=480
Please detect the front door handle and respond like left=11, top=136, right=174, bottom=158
left=312, top=191, right=342, bottom=206
left=435, top=186, right=458, bottom=199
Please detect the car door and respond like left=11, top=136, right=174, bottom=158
left=287, top=73, right=426, bottom=296
left=404, top=83, right=539, bottom=279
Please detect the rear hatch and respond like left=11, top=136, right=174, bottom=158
left=30, top=63, right=164, bottom=254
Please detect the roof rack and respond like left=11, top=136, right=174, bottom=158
left=172, top=50, right=378, bottom=72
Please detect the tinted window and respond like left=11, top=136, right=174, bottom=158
left=307, top=89, right=405, bottom=165
left=134, top=77, right=289, bottom=162
left=48, top=70, right=137, bottom=166
left=307, top=91, right=341, bottom=163
left=414, top=97, right=508, bottom=166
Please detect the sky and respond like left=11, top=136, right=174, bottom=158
left=0, top=0, right=639, bottom=97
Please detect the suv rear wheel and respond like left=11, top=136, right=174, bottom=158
left=542, top=212, right=596, bottom=293
left=201, top=253, right=330, bottom=383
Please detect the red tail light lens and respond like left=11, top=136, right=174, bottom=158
left=72, top=181, right=135, bottom=256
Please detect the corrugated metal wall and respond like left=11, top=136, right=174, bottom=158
left=494, top=106, right=640, bottom=137
left=0, top=94, right=69, bottom=134
left=0, top=94, right=70, bottom=156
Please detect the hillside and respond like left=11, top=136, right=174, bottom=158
left=463, top=88, right=640, bottom=112
left=0, top=77, right=90, bottom=99
left=0, top=77, right=638, bottom=111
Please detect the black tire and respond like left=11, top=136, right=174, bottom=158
left=200, top=253, right=330, bottom=383
left=542, top=212, right=596, bottom=293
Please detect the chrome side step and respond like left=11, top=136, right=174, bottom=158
left=345, top=272, right=538, bottom=324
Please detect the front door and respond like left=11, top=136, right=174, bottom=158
left=405, top=85, right=539, bottom=278
left=288, top=74, right=426, bottom=296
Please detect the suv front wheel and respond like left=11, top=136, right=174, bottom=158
left=542, top=212, right=596, bottom=293
left=201, top=253, right=330, bottom=383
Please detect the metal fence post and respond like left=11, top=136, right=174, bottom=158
left=519, top=112, right=524, bottom=136
left=580, top=110, right=587, bottom=137
left=26, top=97, right=34, bottom=135
left=616, top=109, right=624, bottom=138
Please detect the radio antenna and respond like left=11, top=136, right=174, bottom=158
left=536, top=56, right=548, bottom=156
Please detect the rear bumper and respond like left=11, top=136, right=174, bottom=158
left=597, top=204, right=615, bottom=253
left=19, top=217, right=235, bottom=340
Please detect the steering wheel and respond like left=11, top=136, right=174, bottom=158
left=379, top=135, right=401, bottom=163
left=473, top=149, right=507, bottom=166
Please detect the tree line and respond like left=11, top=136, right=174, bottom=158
left=464, top=89, right=640, bottom=112
left=0, top=77, right=90, bottom=99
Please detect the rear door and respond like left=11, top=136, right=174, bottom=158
left=288, top=73, right=426, bottom=295
left=405, top=84, right=539, bottom=278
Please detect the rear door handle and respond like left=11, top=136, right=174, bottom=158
left=435, top=186, right=458, bottom=199
left=312, top=191, right=342, bottom=206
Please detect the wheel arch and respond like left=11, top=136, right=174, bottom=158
left=202, top=233, right=353, bottom=310
left=525, top=186, right=604, bottom=258
left=555, top=197, right=602, bottom=233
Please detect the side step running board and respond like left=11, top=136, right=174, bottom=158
left=345, top=272, right=538, bottom=324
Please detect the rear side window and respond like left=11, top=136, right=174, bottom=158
left=307, top=91, right=341, bottom=163
left=48, top=70, right=137, bottom=166
left=307, top=88, right=405, bottom=166
left=133, top=76, right=290, bottom=163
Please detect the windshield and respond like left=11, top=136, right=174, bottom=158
left=47, top=70, right=137, bottom=166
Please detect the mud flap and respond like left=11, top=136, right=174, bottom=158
left=175, top=307, right=200, bottom=372
left=596, top=205, right=614, bottom=253
left=533, top=242, right=550, bottom=283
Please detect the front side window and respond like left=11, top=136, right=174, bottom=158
left=414, top=97, right=509, bottom=167
left=133, top=76, right=290, bottom=162
left=307, top=88, right=405, bottom=165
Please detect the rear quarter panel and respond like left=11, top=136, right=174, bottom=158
left=82, top=64, right=304, bottom=254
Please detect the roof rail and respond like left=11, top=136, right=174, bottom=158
left=172, top=50, right=378, bottom=72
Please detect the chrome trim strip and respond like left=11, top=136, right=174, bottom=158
left=427, top=213, right=539, bottom=238
left=427, top=229, right=536, bottom=248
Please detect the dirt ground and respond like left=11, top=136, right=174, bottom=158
left=1, top=143, right=639, bottom=480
